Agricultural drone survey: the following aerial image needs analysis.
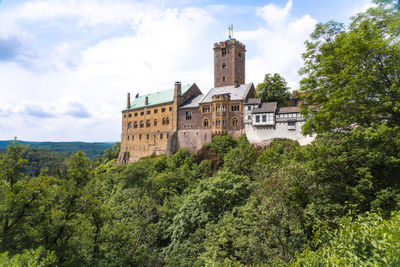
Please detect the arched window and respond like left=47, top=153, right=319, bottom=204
left=128, top=122, right=132, bottom=128
left=203, top=119, right=209, bottom=128
left=134, top=121, right=138, bottom=128
left=166, top=117, right=169, bottom=125
left=146, top=120, right=150, bottom=127
left=222, top=76, right=226, bottom=82
left=154, top=119, right=157, bottom=126
left=160, top=133, right=163, bottom=139
left=222, top=63, right=226, bottom=69
left=140, top=120, right=144, bottom=128
left=162, top=118, right=165, bottom=125
left=232, top=118, right=238, bottom=127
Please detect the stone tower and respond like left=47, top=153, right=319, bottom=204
left=213, top=38, right=246, bottom=88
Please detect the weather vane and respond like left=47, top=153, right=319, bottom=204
left=228, top=24, right=233, bottom=42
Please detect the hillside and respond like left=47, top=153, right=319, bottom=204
left=0, top=140, right=114, bottom=159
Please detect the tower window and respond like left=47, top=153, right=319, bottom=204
left=134, top=121, right=138, bottom=128
left=221, top=48, right=226, bottom=57
left=146, top=120, right=150, bottom=127
left=238, top=52, right=242, bottom=58
left=154, top=119, right=157, bottom=126
left=222, top=76, right=226, bottom=82
left=154, top=109, right=158, bottom=114
left=222, top=63, right=226, bottom=69
left=203, top=119, right=209, bottom=127
left=128, top=113, right=132, bottom=118
left=128, top=122, right=132, bottom=128
left=140, top=121, right=144, bottom=128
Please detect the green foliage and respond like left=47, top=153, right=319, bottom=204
left=299, top=2, right=400, bottom=134
left=102, top=142, right=120, bottom=162
left=223, top=135, right=259, bottom=176
left=165, top=170, right=250, bottom=265
left=0, top=247, right=56, bottom=267
left=291, top=210, right=400, bottom=266
left=256, top=73, right=291, bottom=107
left=0, top=140, right=114, bottom=159
left=209, top=134, right=238, bottom=159
left=21, top=148, right=67, bottom=177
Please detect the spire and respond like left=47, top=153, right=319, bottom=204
left=228, top=24, right=233, bottom=42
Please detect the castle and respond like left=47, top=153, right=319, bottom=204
left=118, top=36, right=311, bottom=164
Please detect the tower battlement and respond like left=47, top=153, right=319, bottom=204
left=213, top=38, right=245, bottom=49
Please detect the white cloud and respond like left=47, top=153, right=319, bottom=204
left=0, top=1, right=215, bottom=141
left=238, top=0, right=317, bottom=90
left=256, top=0, right=293, bottom=27
left=0, top=0, right=371, bottom=142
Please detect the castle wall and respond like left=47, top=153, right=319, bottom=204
left=245, top=121, right=314, bottom=145
left=178, top=107, right=203, bottom=130
left=176, top=129, right=212, bottom=153
left=120, top=102, right=175, bottom=163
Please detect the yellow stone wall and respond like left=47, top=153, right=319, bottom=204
left=121, top=102, right=175, bottom=162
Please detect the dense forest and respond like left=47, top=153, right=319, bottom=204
left=1, top=1, right=400, bottom=266
left=0, top=141, right=114, bottom=159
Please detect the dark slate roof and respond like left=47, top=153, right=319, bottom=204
left=246, top=98, right=261, bottom=105
left=200, top=83, right=254, bottom=103
left=179, top=94, right=204, bottom=109
left=278, top=106, right=301, bottom=113
left=252, top=102, right=277, bottom=113
left=124, top=83, right=194, bottom=111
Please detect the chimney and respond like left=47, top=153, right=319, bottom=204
left=174, top=81, right=181, bottom=96
left=127, top=93, right=130, bottom=109
left=145, top=96, right=149, bottom=105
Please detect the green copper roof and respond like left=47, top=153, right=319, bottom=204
left=124, top=83, right=194, bottom=111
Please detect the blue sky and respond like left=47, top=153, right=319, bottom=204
left=0, top=0, right=373, bottom=141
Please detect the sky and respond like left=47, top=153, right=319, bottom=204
left=0, top=0, right=374, bottom=142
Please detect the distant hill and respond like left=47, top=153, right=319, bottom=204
left=0, top=140, right=115, bottom=159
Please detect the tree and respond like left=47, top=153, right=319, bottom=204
left=103, top=142, right=120, bottom=162
left=256, top=73, right=291, bottom=107
left=299, top=1, right=400, bottom=135
left=291, top=210, right=400, bottom=266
